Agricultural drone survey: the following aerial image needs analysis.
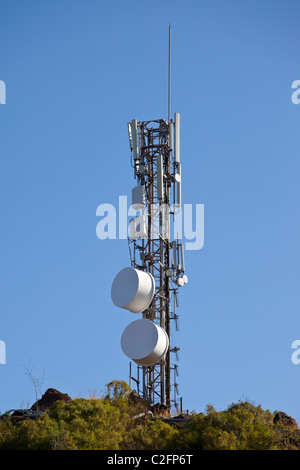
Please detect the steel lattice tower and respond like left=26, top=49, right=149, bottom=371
left=127, top=115, right=186, bottom=413
left=112, top=27, right=187, bottom=415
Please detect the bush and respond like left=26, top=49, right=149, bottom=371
left=169, top=401, right=280, bottom=450
left=0, top=384, right=298, bottom=450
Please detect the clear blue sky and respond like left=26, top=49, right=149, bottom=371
left=1, top=0, right=300, bottom=423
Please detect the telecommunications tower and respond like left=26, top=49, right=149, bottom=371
left=111, top=26, right=187, bottom=413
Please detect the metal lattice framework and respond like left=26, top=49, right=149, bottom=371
left=127, top=118, right=184, bottom=413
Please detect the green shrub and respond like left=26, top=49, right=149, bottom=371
left=169, top=401, right=280, bottom=450
left=0, top=384, right=298, bottom=450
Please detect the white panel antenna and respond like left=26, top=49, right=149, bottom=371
left=157, top=154, right=164, bottom=200
left=174, top=112, right=180, bottom=163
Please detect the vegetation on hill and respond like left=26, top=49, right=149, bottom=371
left=0, top=380, right=299, bottom=450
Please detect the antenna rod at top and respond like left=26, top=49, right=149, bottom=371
left=168, top=23, right=171, bottom=123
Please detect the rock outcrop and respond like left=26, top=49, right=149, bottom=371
left=3, top=388, right=72, bottom=424
left=274, top=411, right=298, bottom=429
left=30, top=388, right=71, bottom=411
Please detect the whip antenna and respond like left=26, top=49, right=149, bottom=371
left=168, top=23, right=171, bottom=123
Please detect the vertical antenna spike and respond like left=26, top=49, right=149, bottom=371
left=168, top=23, right=171, bottom=124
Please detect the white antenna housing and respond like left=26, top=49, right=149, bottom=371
left=131, top=119, right=139, bottom=161
left=121, top=319, right=169, bottom=366
left=157, top=154, right=164, bottom=200
left=174, top=112, right=180, bottom=163
left=128, top=122, right=133, bottom=151
left=176, top=163, right=181, bottom=206
left=132, top=185, right=145, bottom=210
left=111, top=267, right=155, bottom=313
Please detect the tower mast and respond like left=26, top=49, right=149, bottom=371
left=112, top=27, right=187, bottom=414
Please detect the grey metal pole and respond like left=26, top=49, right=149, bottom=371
left=168, top=24, right=171, bottom=124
